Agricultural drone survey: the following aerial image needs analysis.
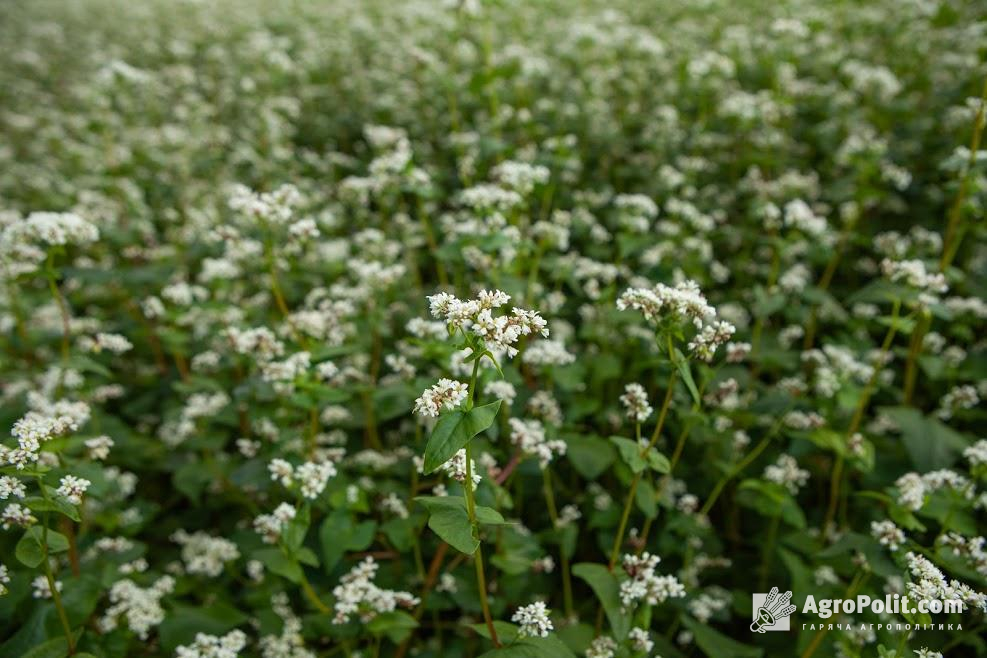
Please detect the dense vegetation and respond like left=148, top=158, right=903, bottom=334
left=1, top=1, right=986, bottom=657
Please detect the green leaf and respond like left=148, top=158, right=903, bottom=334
left=423, top=400, right=502, bottom=473
left=367, top=610, right=419, bottom=643
left=471, top=621, right=520, bottom=643
left=282, top=505, right=310, bottom=554
left=20, top=637, right=70, bottom=658
left=681, top=616, right=763, bottom=658
left=158, top=603, right=248, bottom=653
left=610, top=437, right=669, bottom=474
left=415, top=496, right=476, bottom=554
left=478, top=634, right=576, bottom=658
left=880, top=406, right=969, bottom=470
left=565, top=435, right=617, bottom=480
left=319, top=510, right=377, bottom=572
left=572, top=563, right=630, bottom=640
left=254, top=548, right=302, bottom=583
left=635, top=479, right=658, bottom=518
left=22, top=490, right=80, bottom=522
left=16, top=526, right=69, bottom=568
left=736, top=480, right=805, bottom=528
left=672, top=349, right=699, bottom=405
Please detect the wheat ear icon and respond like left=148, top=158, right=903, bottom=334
left=751, top=587, right=796, bottom=633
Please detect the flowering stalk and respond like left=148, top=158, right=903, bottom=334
left=462, top=357, right=500, bottom=647
left=823, top=299, right=903, bottom=533
left=700, top=415, right=788, bottom=516
left=902, top=80, right=986, bottom=404
left=44, top=253, right=71, bottom=395
left=608, top=367, right=677, bottom=570
left=940, top=77, right=987, bottom=271
left=799, top=570, right=870, bottom=658
left=802, top=214, right=860, bottom=352
left=541, top=467, right=574, bottom=619
left=38, top=504, right=75, bottom=655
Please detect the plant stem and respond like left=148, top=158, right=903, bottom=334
left=802, top=215, right=858, bottom=352
left=297, top=567, right=331, bottom=614
left=38, top=507, right=75, bottom=654
left=608, top=369, right=677, bottom=569
left=462, top=357, right=499, bottom=647
left=701, top=432, right=771, bottom=516
left=940, top=77, right=987, bottom=271
left=542, top=468, right=574, bottom=619
left=823, top=299, right=902, bottom=533
left=799, top=571, right=869, bottom=658
left=45, top=253, right=71, bottom=395
left=464, top=441, right=499, bottom=647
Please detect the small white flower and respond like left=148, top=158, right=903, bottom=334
left=413, top=379, right=468, bottom=417
left=512, top=601, right=553, bottom=637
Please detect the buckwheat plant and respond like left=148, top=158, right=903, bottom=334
left=1, top=1, right=987, bottom=657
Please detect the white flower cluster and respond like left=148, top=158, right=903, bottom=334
left=32, top=575, right=61, bottom=599
left=0, top=476, right=26, bottom=500
left=85, top=435, right=114, bottom=460
left=267, top=459, right=337, bottom=499
left=228, top=183, right=302, bottom=226
left=871, top=519, right=906, bottom=551
left=763, top=454, right=810, bottom=494
left=802, top=345, right=875, bottom=398
left=938, top=533, right=987, bottom=578
left=80, top=332, right=134, bottom=354
left=224, top=326, right=285, bottom=360
left=936, top=385, right=979, bottom=420
left=617, top=280, right=736, bottom=361
left=619, top=552, right=686, bottom=610
left=508, top=418, right=566, bottom=468
left=427, top=290, right=549, bottom=358
left=260, top=352, right=311, bottom=394
left=0, top=563, right=8, bottom=596
left=492, top=160, right=550, bottom=195
left=98, top=576, right=175, bottom=639
left=904, top=552, right=986, bottom=613
left=171, top=530, right=241, bottom=577
left=4, top=399, right=90, bottom=469
left=628, top=626, right=654, bottom=653
left=56, top=475, right=91, bottom=505
left=522, top=339, right=576, bottom=366
left=331, top=557, right=419, bottom=624
left=511, top=600, right=554, bottom=638
left=1, top=503, right=37, bottom=529
left=253, top=503, right=297, bottom=544
left=895, top=470, right=972, bottom=511
left=259, top=593, right=315, bottom=658
left=619, top=383, right=653, bottom=423
left=965, top=439, right=987, bottom=467
left=176, top=630, right=248, bottom=658
left=440, top=449, right=481, bottom=491
left=586, top=636, right=617, bottom=658
left=1, top=211, right=99, bottom=273
left=783, top=199, right=828, bottom=239
left=413, top=378, right=468, bottom=417
left=880, top=258, right=947, bottom=296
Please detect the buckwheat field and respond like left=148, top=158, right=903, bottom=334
left=2, top=1, right=986, bottom=657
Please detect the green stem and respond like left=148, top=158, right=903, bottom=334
left=700, top=415, right=787, bottom=516
left=940, top=77, right=987, bottom=271
left=464, top=440, right=499, bottom=647
left=45, top=253, right=71, bottom=395
left=542, top=468, right=574, bottom=619
left=824, top=299, right=902, bottom=532
left=297, top=566, right=331, bottom=614
left=608, top=369, right=677, bottom=569
left=36, top=486, right=75, bottom=655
